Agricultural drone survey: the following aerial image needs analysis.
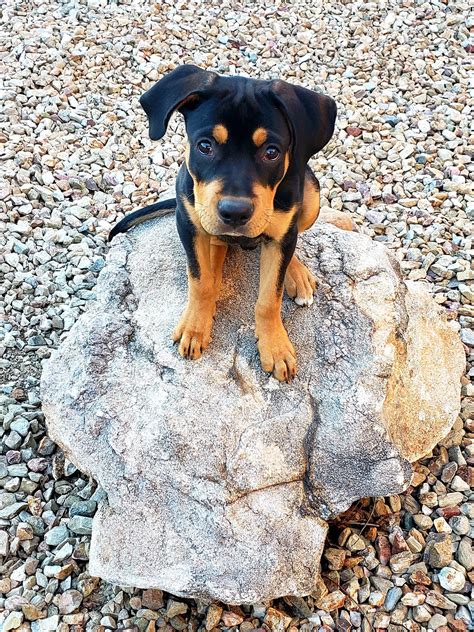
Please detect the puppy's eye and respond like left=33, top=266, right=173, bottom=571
left=197, top=140, right=213, bottom=156
left=263, top=146, right=280, bottom=161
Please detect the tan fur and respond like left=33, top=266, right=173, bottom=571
left=210, top=238, right=228, bottom=295
left=255, top=241, right=296, bottom=382
left=185, top=144, right=226, bottom=234
left=284, top=255, right=317, bottom=306
left=182, top=175, right=226, bottom=235
left=252, top=127, right=268, bottom=147
left=265, top=205, right=297, bottom=242
left=248, top=153, right=291, bottom=239
left=185, top=146, right=293, bottom=241
left=283, top=172, right=321, bottom=307
left=194, top=179, right=225, bottom=233
left=212, top=124, right=228, bottom=144
left=172, top=233, right=214, bottom=359
left=172, top=231, right=228, bottom=359
left=299, top=175, right=321, bottom=231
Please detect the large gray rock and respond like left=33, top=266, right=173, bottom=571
left=41, top=215, right=465, bottom=604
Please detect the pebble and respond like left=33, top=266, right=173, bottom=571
left=0, top=501, right=28, bottom=519
left=31, top=616, right=60, bottom=632
left=69, top=500, right=97, bottom=517
left=414, top=514, right=433, bottom=530
left=438, top=566, right=465, bottom=591
left=390, top=551, right=415, bottom=573
left=425, top=590, right=457, bottom=610
left=401, top=592, right=426, bottom=606
left=44, top=524, right=69, bottom=546
left=371, top=577, right=394, bottom=595
left=444, top=592, right=469, bottom=605
left=324, top=547, right=346, bottom=570
left=375, top=535, right=392, bottom=566
left=438, top=148, right=453, bottom=162
left=434, top=517, right=452, bottom=533
left=2, top=612, right=24, bottom=631
left=100, top=615, right=116, bottom=627
left=369, top=590, right=385, bottom=606
left=68, top=515, right=93, bottom=535
left=384, top=587, right=402, bottom=611
left=450, top=475, right=470, bottom=492
left=22, top=604, right=46, bottom=622
left=205, top=604, right=223, bottom=630
left=418, top=120, right=431, bottom=133
left=264, top=607, right=292, bottom=631
left=456, top=537, right=473, bottom=571
left=221, top=611, right=244, bottom=626
left=425, top=534, right=453, bottom=568
left=142, top=588, right=164, bottom=610
left=439, top=492, right=464, bottom=507
left=58, top=589, right=83, bottom=614
left=0, top=530, right=9, bottom=556
left=428, top=614, right=447, bottom=629
left=413, top=605, right=431, bottom=623
left=166, top=600, right=188, bottom=618
left=316, top=590, right=346, bottom=611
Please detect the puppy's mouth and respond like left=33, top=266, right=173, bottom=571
left=196, top=203, right=272, bottom=239
left=217, top=233, right=267, bottom=250
left=219, top=225, right=257, bottom=238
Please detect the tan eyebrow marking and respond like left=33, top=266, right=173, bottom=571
left=252, top=127, right=268, bottom=147
left=212, top=124, right=228, bottom=144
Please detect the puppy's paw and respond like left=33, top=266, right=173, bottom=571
left=172, top=309, right=213, bottom=360
left=256, top=325, right=297, bottom=382
left=285, top=256, right=317, bottom=307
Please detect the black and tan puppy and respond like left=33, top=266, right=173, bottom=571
left=110, top=65, right=338, bottom=382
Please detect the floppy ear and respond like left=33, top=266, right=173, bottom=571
left=140, top=65, right=217, bottom=140
left=271, top=80, right=337, bottom=164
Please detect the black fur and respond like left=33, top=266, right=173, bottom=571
left=108, top=198, right=176, bottom=242
left=110, top=64, right=336, bottom=286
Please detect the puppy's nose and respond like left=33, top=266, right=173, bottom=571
left=217, top=198, right=253, bottom=226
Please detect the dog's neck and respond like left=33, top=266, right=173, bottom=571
left=273, top=162, right=306, bottom=212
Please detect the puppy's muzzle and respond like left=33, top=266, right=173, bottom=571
left=217, top=198, right=254, bottom=227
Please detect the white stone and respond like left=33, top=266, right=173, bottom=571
left=31, top=616, right=60, bottom=632
left=0, top=530, right=8, bottom=556
left=438, top=566, right=466, bottom=592
left=418, top=120, right=431, bottom=133
left=41, top=218, right=464, bottom=603
left=2, top=612, right=24, bottom=632
left=450, top=475, right=470, bottom=492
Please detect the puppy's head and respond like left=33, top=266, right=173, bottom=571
left=140, top=65, right=336, bottom=238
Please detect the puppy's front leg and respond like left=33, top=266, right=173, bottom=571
left=255, top=230, right=298, bottom=382
left=173, top=215, right=226, bottom=359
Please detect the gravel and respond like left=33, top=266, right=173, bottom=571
left=0, top=0, right=472, bottom=630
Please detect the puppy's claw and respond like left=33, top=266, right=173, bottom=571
left=172, top=310, right=212, bottom=360
left=285, top=256, right=316, bottom=307
left=257, top=327, right=297, bottom=382
left=295, top=295, right=314, bottom=307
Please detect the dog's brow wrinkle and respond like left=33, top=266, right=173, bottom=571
left=252, top=128, right=267, bottom=147
left=212, top=124, right=228, bottom=144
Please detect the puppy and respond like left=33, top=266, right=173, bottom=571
left=110, top=65, right=338, bottom=382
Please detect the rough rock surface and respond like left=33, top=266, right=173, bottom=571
left=41, top=216, right=464, bottom=603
